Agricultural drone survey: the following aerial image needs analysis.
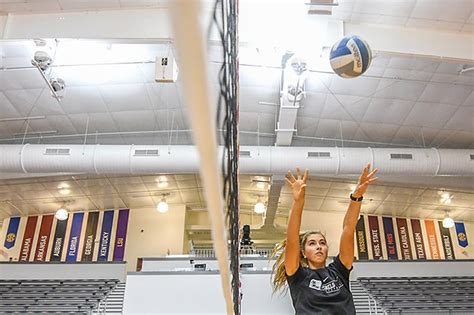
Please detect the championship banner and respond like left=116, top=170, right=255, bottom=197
left=425, top=220, right=441, bottom=259
left=355, top=215, right=369, bottom=260
left=19, top=216, right=38, bottom=261
left=34, top=215, right=54, bottom=261
left=82, top=212, right=99, bottom=261
left=455, top=222, right=468, bottom=248
left=4, top=217, right=20, bottom=249
left=50, top=217, right=68, bottom=261
left=396, top=218, right=412, bottom=260
left=438, top=221, right=455, bottom=260
left=368, top=216, right=383, bottom=260
left=66, top=212, right=84, bottom=262
left=98, top=210, right=114, bottom=262
left=113, top=209, right=130, bottom=261
left=382, top=217, right=398, bottom=260
left=410, top=219, right=426, bottom=259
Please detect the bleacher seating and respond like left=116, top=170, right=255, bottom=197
left=358, top=276, right=474, bottom=314
left=0, top=279, right=120, bottom=313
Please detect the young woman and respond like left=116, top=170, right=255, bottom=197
left=272, top=164, right=377, bottom=314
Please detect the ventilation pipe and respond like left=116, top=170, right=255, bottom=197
left=0, top=144, right=472, bottom=176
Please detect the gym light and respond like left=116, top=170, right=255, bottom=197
left=442, top=212, right=454, bottom=228
left=254, top=197, right=266, bottom=214
left=157, top=196, right=169, bottom=213
left=55, top=208, right=68, bottom=221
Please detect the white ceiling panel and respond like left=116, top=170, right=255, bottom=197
left=352, top=0, right=416, bottom=17
left=2, top=89, right=44, bottom=116
left=374, top=79, right=426, bottom=101
left=461, top=91, right=474, bottom=107
left=404, top=102, right=459, bottom=129
left=298, top=92, right=327, bottom=119
left=418, top=83, right=472, bottom=105
left=295, top=116, right=319, bottom=137
left=444, top=107, right=473, bottom=131
left=360, top=122, right=400, bottom=143
left=0, top=69, right=45, bottom=90
left=112, top=110, right=158, bottom=132
left=363, top=98, right=414, bottom=125
left=99, top=84, right=153, bottom=112
left=328, top=76, right=380, bottom=97
left=58, top=0, right=120, bottom=11
left=59, top=86, right=109, bottom=114
left=320, top=94, right=354, bottom=121
left=0, top=92, right=21, bottom=117
left=239, top=87, right=279, bottom=114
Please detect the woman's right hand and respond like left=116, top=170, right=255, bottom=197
left=285, top=167, right=309, bottom=202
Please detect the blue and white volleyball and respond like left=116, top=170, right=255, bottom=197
left=329, top=35, right=372, bottom=78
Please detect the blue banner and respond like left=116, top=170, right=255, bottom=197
left=455, top=222, right=468, bottom=248
left=97, top=210, right=114, bottom=261
left=4, top=217, right=20, bottom=249
left=66, top=213, right=84, bottom=262
left=382, top=217, right=398, bottom=260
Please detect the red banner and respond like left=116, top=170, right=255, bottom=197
left=34, top=215, right=54, bottom=261
left=396, top=218, right=412, bottom=260
left=425, top=220, right=441, bottom=259
left=19, top=216, right=38, bottom=262
left=410, top=219, right=426, bottom=259
left=368, top=216, right=383, bottom=260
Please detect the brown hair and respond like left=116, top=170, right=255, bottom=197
left=270, top=231, right=327, bottom=293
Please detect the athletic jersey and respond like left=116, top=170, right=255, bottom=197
left=286, top=255, right=356, bottom=315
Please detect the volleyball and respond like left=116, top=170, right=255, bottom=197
left=329, top=35, right=372, bottom=78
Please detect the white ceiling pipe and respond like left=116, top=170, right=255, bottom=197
left=0, top=144, right=472, bottom=175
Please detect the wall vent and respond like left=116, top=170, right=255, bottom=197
left=134, top=149, right=159, bottom=156
left=308, top=151, right=331, bottom=158
left=390, top=153, right=413, bottom=160
left=44, top=148, right=70, bottom=155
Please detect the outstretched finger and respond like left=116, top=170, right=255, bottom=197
left=285, top=177, right=293, bottom=186
left=287, top=170, right=296, bottom=182
left=368, top=168, right=378, bottom=179
left=302, top=169, right=309, bottom=183
left=296, top=167, right=302, bottom=179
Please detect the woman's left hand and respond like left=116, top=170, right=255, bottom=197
left=353, top=163, right=378, bottom=198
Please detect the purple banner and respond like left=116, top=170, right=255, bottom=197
left=113, top=209, right=130, bottom=261
left=98, top=210, right=114, bottom=261
left=382, top=217, right=398, bottom=260
left=66, top=213, right=84, bottom=262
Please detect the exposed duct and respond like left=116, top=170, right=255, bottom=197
left=0, top=144, right=472, bottom=176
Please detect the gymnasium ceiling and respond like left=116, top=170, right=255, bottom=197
left=0, top=1, right=473, bottom=229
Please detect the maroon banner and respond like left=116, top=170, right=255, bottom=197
left=411, top=219, right=427, bottom=259
left=34, top=215, right=54, bottom=261
left=396, top=218, right=413, bottom=260
left=368, top=216, right=383, bottom=260
left=19, top=216, right=38, bottom=262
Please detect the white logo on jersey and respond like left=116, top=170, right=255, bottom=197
left=309, top=279, right=322, bottom=290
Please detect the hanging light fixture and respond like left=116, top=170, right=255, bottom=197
left=442, top=211, right=454, bottom=228
left=157, top=195, right=169, bottom=213
left=254, top=196, right=266, bottom=214
left=55, top=208, right=68, bottom=221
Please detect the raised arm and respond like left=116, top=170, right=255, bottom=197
left=339, top=164, right=377, bottom=270
left=284, top=168, right=309, bottom=276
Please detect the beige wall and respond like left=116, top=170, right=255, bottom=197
left=124, top=205, right=186, bottom=272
